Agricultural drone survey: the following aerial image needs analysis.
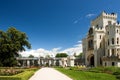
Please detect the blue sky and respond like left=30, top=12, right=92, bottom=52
left=0, top=0, right=120, bottom=57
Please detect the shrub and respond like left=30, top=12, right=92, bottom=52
left=15, top=71, right=34, bottom=80
left=0, top=76, right=21, bottom=80
left=0, top=71, right=34, bottom=80
left=113, top=71, right=120, bottom=75
left=88, top=67, right=120, bottom=74
left=116, top=75, right=120, bottom=80
left=88, top=67, right=103, bottom=73
left=0, top=68, right=39, bottom=80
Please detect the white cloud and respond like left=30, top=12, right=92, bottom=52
left=78, top=40, right=82, bottom=43
left=73, top=20, right=78, bottom=24
left=19, top=41, right=82, bottom=57
left=52, top=47, right=61, bottom=52
left=86, top=13, right=95, bottom=18
left=19, top=48, right=53, bottom=57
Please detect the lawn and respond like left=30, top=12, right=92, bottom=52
left=56, top=67, right=117, bottom=80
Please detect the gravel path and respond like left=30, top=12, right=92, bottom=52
left=29, top=67, right=73, bottom=80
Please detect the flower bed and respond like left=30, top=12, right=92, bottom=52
left=0, top=68, right=23, bottom=76
left=0, top=67, right=39, bottom=80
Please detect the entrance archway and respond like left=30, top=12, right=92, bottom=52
left=90, top=55, right=94, bottom=67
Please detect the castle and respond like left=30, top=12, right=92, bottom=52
left=82, top=11, right=120, bottom=67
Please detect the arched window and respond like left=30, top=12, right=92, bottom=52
left=112, top=38, right=114, bottom=44
left=108, top=39, right=109, bottom=46
left=117, top=38, right=119, bottom=44
left=112, top=49, right=114, bottom=56
left=88, top=40, right=93, bottom=49
left=89, top=28, right=93, bottom=35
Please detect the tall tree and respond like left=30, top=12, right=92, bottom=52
left=55, top=53, right=68, bottom=58
left=0, top=27, right=31, bottom=67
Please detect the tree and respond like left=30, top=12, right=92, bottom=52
left=55, top=53, right=68, bottom=58
left=0, top=27, right=31, bottom=67
left=75, top=53, right=83, bottom=58
left=28, top=55, right=34, bottom=58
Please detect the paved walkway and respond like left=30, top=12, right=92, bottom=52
left=29, top=67, right=73, bottom=80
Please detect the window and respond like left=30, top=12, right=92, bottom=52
left=112, top=62, right=115, bottom=66
left=117, top=38, right=119, bottom=44
left=108, top=39, right=109, bottom=46
left=88, top=40, right=93, bottom=49
left=105, top=62, right=107, bottom=66
left=100, top=43, right=102, bottom=48
left=107, top=31, right=109, bottom=35
left=100, top=35, right=102, bottom=39
left=89, top=28, right=93, bottom=35
left=117, top=29, right=119, bottom=33
left=112, top=49, right=114, bottom=56
left=112, top=38, right=114, bottom=44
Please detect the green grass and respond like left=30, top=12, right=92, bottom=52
left=56, top=67, right=116, bottom=80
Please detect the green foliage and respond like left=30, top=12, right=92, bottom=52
left=116, top=75, right=120, bottom=80
left=56, top=67, right=116, bottom=80
left=55, top=53, right=68, bottom=58
left=0, top=76, right=21, bottom=80
left=0, top=68, right=38, bottom=80
left=0, top=71, right=34, bottom=80
left=88, top=67, right=120, bottom=74
left=14, top=70, right=34, bottom=80
left=75, top=53, right=83, bottom=58
left=0, top=27, right=31, bottom=67
left=28, top=55, right=34, bottom=58
left=113, top=71, right=120, bottom=75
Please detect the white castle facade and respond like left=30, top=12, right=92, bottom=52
left=82, top=11, right=120, bottom=67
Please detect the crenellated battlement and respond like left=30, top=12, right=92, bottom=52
left=92, top=11, right=117, bottom=22
left=102, top=11, right=117, bottom=17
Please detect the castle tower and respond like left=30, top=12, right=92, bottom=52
left=91, top=11, right=117, bottom=30
left=83, top=11, right=120, bottom=67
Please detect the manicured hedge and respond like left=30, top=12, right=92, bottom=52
left=0, top=70, right=35, bottom=80
left=0, top=76, right=21, bottom=80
